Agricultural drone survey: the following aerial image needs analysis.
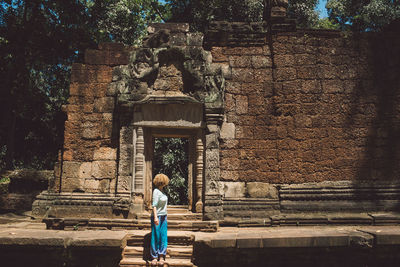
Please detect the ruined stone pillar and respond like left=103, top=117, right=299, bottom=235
left=195, top=136, right=204, bottom=213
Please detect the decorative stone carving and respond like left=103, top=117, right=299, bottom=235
left=113, top=23, right=226, bottom=217
left=134, top=127, right=144, bottom=193
left=196, top=137, right=204, bottom=213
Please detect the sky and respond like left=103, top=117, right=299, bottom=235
left=316, top=0, right=329, bottom=18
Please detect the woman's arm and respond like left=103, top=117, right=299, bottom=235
left=153, top=206, right=159, bottom=225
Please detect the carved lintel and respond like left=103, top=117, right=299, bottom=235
left=195, top=137, right=204, bottom=213
left=134, top=127, right=144, bottom=193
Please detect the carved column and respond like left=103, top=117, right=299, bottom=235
left=195, top=136, right=204, bottom=213
left=203, top=113, right=224, bottom=220
left=134, top=127, right=144, bottom=193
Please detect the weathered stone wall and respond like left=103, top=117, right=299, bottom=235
left=216, top=29, right=400, bottom=188
left=57, top=43, right=129, bottom=194
left=40, top=21, right=400, bottom=220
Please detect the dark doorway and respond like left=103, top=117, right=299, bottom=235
left=153, top=137, right=189, bottom=205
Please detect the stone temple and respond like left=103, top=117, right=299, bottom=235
left=32, top=8, right=400, bottom=228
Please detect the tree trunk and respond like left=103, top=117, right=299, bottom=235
left=5, top=111, right=17, bottom=170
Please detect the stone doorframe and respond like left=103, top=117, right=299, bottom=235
left=118, top=96, right=213, bottom=215
left=143, top=128, right=203, bottom=212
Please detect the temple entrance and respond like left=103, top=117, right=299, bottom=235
left=153, top=137, right=189, bottom=206
left=144, top=128, right=202, bottom=212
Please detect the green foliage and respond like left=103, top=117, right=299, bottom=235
left=0, top=0, right=166, bottom=171
left=288, top=0, right=320, bottom=28
left=165, top=0, right=264, bottom=31
left=86, top=0, right=166, bottom=45
left=315, top=17, right=340, bottom=30
left=166, top=0, right=322, bottom=30
left=0, top=175, right=10, bottom=194
left=326, top=0, right=400, bottom=31
left=153, top=138, right=188, bottom=205
left=0, top=176, right=10, bottom=184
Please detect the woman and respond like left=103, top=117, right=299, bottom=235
left=150, top=173, right=169, bottom=266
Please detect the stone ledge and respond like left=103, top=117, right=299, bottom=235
left=0, top=228, right=126, bottom=267
left=42, top=217, right=219, bottom=232
left=195, top=226, right=400, bottom=249
left=0, top=228, right=127, bottom=247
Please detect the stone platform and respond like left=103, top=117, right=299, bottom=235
left=2, top=213, right=400, bottom=266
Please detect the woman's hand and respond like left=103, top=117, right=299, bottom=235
left=154, top=217, right=159, bottom=225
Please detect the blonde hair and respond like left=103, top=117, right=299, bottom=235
left=153, top=173, right=169, bottom=188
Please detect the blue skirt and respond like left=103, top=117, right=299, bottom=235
left=150, top=215, right=168, bottom=259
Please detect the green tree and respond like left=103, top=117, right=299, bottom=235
left=153, top=138, right=189, bottom=205
left=166, top=0, right=323, bottom=30
left=0, top=0, right=166, bottom=172
left=287, top=0, right=320, bottom=28
left=326, top=0, right=400, bottom=31
left=165, top=0, right=264, bottom=31
left=0, top=0, right=92, bottom=170
left=86, top=0, right=166, bottom=45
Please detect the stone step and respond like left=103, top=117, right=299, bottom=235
left=123, top=245, right=193, bottom=259
left=127, top=233, right=195, bottom=246
left=127, top=219, right=217, bottom=232
left=137, top=213, right=203, bottom=221
left=120, top=258, right=194, bottom=267
left=43, top=217, right=218, bottom=232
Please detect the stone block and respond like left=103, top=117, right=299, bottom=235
left=61, top=177, right=84, bottom=192
left=220, top=181, right=245, bottom=198
left=98, top=42, right=125, bottom=51
left=254, top=68, right=273, bottom=82
left=251, top=56, right=272, bottom=68
left=211, top=47, right=229, bottom=62
left=102, top=113, right=113, bottom=121
left=210, top=234, right=237, bottom=248
left=220, top=170, right=240, bottom=181
left=62, top=162, right=81, bottom=178
left=275, top=67, right=296, bottom=81
left=108, top=49, right=129, bottom=65
left=235, top=95, right=248, bottom=115
left=94, top=97, right=115, bottom=113
left=274, top=54, right=295, bottom=67
left=84, top=178, right=100, bottom=192
left=220, top=122, right=235, bottom=140
left=63, top=150, right=74, bottom=161
left=94, top=147, right=117, bottom=161
left=91, top=161, right=116, bottom=178
left=70, top=64, right=112, bottom=84
left=229, top=56, right=251, bottom=68
left=236, top=233, right=262, bottom=248
left=84, top=178, right=110, bottom=193
left=147, top=23, right=189, bottom=33
left=246, top=182, right=278, bottom=199
left=232, top=68, right=253, bottom=82
left=82, top=124, right=102, bottom=140
left=84, top=49, right=108, bottom=65
left=78, top=162, right=92, bottom=179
